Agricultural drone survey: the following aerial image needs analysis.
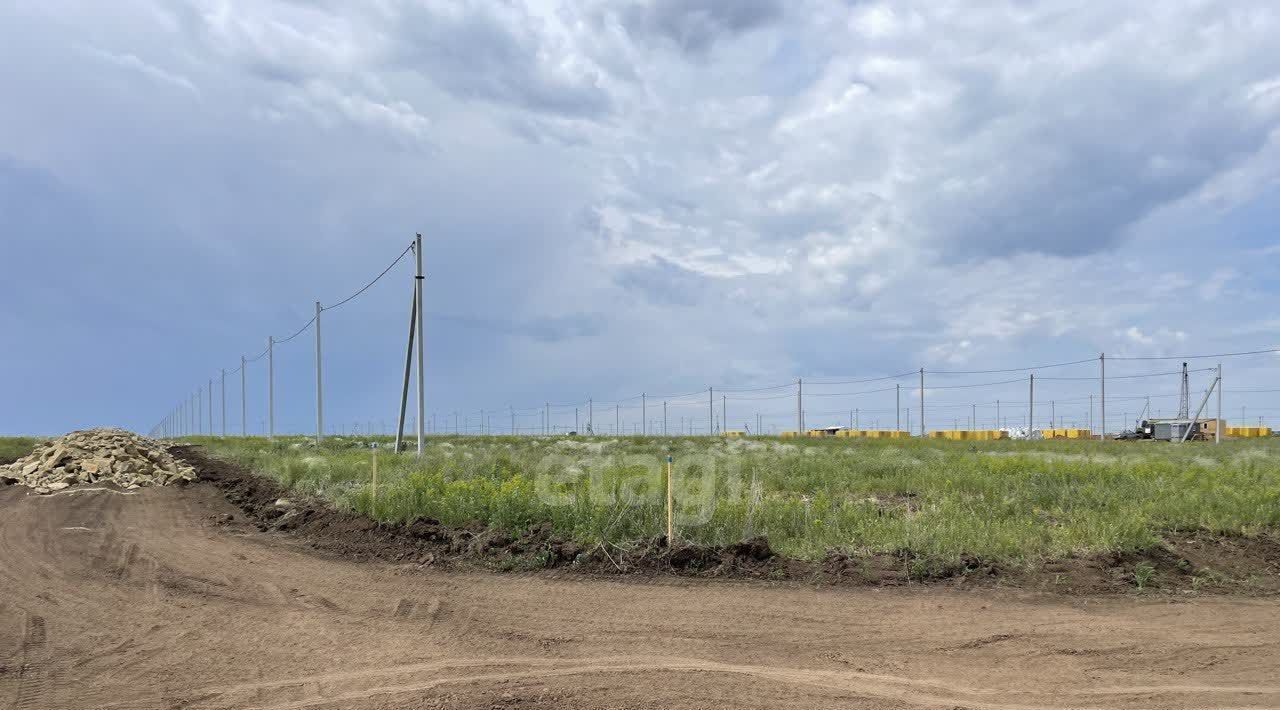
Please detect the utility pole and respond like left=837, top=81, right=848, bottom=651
left=896, top=383, right=901, bottom=432
left=1051, top=400, right=1055, bottom=430
left=1099, top=352, right=1106, bottom=440
left=855, top=408, right=859, bottom=431
left=796, top=379, right=803, bottom=434
left=642, top=394, right=646, bottom=436
left=919, top=368, right=925, bottom=436
left=574, top=407, right=578, bottom=433
left=709, top=387, right=715, bottom=435
left=1089, top=394, right=1093, bottom=432
left=722, top=394, right=727, bottom=434
left=971, top=403, right=976, bottom=431
left=197, top=387, right=202, bottom=435
left=545, top=403, right=550, bottom=435
left=1028, top=373, right=1035, bottom=437
left=588, top=399, right=593, bottom=434
left=240, top=355, right=246, bottom=436
left=511, top=407, right=515, bottom=435
left=1216, top=363, right=1222, bottom=444
left=414, top=234, right=426, bottom=455
left=315, top=301, right=324, bottom=445
left=220, top=369, right=226, bottom=437
left=267, top=336, right=274, bottom=440
left=616, top=403, right=620, bottom=435
left=996, top=400, right=1001, bottom=430
left=663, top=401, right=668, bottom=435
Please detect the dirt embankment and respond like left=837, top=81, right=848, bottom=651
left=173, top=446, right=1280, bottom=595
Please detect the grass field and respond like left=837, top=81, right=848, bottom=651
left=187, top=434, right=1280, bottom=571
left=0, top=436, right=37, bottom=463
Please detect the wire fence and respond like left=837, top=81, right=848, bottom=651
left=149, top=240, right=1280, bottom=443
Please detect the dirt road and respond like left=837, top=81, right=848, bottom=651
left=2, top=483, right=1279, bottom=710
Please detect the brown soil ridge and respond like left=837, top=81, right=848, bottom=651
left=172, top=445, right=1280, bottom=595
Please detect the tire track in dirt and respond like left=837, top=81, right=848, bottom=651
left=165, top=654, right=1280, bottom=710
left=13, top=613, right=49, bottom=710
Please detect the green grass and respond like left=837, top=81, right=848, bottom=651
left=192, top=433, right=1280, bottom=570
left=0, top=436, right=37, bottom=462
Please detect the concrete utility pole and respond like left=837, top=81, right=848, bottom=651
left=896, top=384, right=901, bottom=432
left=971, top=403, right=976, bottom=431
left=220, top=369, right=226, bottom=437
left=315, top=301, right=324, bottom=445
left=412, top=235, right=426, bottom=454
left=240, top=355, right=246, bottom=436
left=616, top=403, right=620, bottom=435
left=1099, top=352, right=1106, bottom=440
left=722, top=394, right=727, bottom=434
left=796, top=379, right=803, bottom=434
left=1217, top=363, right=1223, bottom=444
left=207, top=379, right=213, bottom=435
left=1028, top=373, right=1035, bottom=436
left=919, top=368, right=925, bottom=436
left=996, top=400, right=1001, bottom=430
left=642, top=394, right=646, bottom=436
left=663, top=401, right=668, bottom=435
left=709, top=387, right=715, bottom=435
left=267, top=336, right=275, bottom=440
left=588, top=399, right=593, bottom=434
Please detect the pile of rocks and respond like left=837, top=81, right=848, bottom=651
left=2, top=428, right=197, bottom=494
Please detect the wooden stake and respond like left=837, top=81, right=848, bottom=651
left=371, top=447, right=379, bottom=518
left=665, top=455, right=674, bottom=545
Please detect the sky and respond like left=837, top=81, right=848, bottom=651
left=2, top=0, right=1280, bottom=437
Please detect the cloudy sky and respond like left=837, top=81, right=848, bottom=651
left=3, top=0, right=1280, bottom=436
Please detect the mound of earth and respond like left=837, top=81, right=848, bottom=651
left=2, top=428, right=196, bottom=494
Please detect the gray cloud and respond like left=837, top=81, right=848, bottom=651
left=615, top=0, right=784, bottom=54
left=386, top=2, right=614, bottom=117
left=4, top=0, right=1280, bottom=435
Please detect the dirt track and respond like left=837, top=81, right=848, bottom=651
left=2, top=483, right=1280, bottom=710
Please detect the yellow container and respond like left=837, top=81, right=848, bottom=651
left=1228, top=426, right=1272, bottom=438
left=780, top=431, right=799, bottom=439
left=722, top=430, right=745, bottom=438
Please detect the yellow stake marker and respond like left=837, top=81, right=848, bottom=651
left=371, top=447, right=379, bottom=519
left=665, top=454, right=674, bottom=545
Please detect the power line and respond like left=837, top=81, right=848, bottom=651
left=322, top=242, right=415, bottom=312
left=1109, top=347, right=1280, bottom=361
left=930, top=358, right=1097, bottom=375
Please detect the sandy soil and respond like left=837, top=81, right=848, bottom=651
left=2, top=483, right=1279, bottom=710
